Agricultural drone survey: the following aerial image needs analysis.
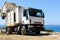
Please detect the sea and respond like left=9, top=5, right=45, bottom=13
left=0, top=25, right=60, bottom=32
left=44, top=25, right=60, bottom=32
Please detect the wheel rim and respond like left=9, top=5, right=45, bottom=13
left=21, top=26, right=26, bottom=35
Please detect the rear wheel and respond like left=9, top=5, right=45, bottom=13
left=36, top=31, right=40, bottom=35
left=21, top=26, right=27, bottom=35
left=6, top=27, right=12, bottom=34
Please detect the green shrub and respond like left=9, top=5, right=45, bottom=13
left=44, top=29, right=53, bottom=32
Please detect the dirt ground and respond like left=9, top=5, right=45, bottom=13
left=0, top=32, right=60, bottom=40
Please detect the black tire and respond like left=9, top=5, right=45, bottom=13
left=6, top=27, right=7, bottom=33
left=6, top=27, right=12, bottom=34
left=36, top=31, right=40, bottom=35
left=21, top=26, right=26, bottom=35
left=42, top=27, right=45, bottom=31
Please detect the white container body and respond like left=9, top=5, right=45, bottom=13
left=6, top=10, right=15, bottom=27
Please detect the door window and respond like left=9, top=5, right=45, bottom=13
left=23, top=10, right=29, bottom=20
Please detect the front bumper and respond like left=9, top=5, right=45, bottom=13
left=26, top=24, right=44, bottom=32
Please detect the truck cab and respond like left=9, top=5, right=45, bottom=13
left=20, top=8, right=45, bottom=34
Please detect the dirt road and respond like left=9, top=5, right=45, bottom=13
left=0, top=32, right=60, bottom=40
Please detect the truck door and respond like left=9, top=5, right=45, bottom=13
left=23, top=9, right=29, bottom=24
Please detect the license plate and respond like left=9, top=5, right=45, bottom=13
left=36, top=26, right=40, bottom=27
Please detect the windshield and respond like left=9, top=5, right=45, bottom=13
left=28, top=9, right=44, bottom=18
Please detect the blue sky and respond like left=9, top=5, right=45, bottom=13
left=0, top=0, right=60, bottom=25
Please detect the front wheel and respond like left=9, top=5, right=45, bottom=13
left=21, top=26, right=27, bottom=35
left=35, top=31, right=40, bottom=35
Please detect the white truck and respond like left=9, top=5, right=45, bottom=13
left=1, top=6, right=45, bottom=35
